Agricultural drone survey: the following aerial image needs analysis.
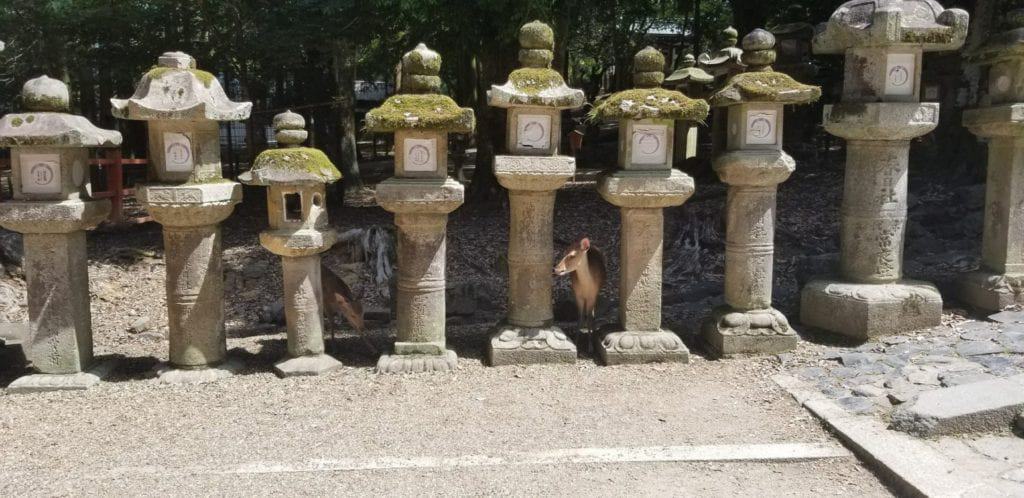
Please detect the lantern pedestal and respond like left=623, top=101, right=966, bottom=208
left=260, top=232, right=341, bottom=377
left=0, top=198, right=114, bottom=392
left=375, top=178, right=462, bottom=374
left=959, top=106, right=1024, bottom=311
left=702, top=150, right=798, bottom=356
left=596, top=170, right=692, bottom=364
left=138, top=182, right=242, bottom=384
left=801, top=103, right=942, bottom=339
left=487, top=155, right=577, bottom=366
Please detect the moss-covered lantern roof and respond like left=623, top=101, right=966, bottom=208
left=365, top=44, right=475, bottom=133
left=240, top=111, right=341, bottom=185
left=0, top=76, right=122, bottom=148
left=111, top=52, right=252, bottom=122
left=488, top=21, right=585, bottom=109
left=967, top=9, right=1024, bottom=65
left=665, top=54, right=715, bottom=86
left=813, top=0, right=969, bottom=54
left=710, top=29, right=821, bottom=107
left=591, top=47, right=709, bottom=122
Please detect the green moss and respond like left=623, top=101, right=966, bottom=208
left=508, top=68, right=565, bottom=95
left=634, top=47, right=665, bottom=72
left=250, top=147, right=342, bottom=183
left=365, top=93, right=475, bottom=133
left=709, top=71, right=821, bottom=106
left=25, top=115, right=34, bottom=123
left=590, top=88, right=709, bottom=121
left=145, top=66, right=217, bottom=88
left=519, top=21, right=554, bottom=50
left=901, top=30, right=955, bottom=45
left=11, top=117, right=23, bottom=127
left=404, top=48, right=441, bottom=75
left=22, top=94, right=68, bottom=112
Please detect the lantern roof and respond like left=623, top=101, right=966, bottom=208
left=813, top=0, right=969, bottom=54
left=0, top=76, right=121, bottom=148
left=366, top=44, right=474, bottom=133
left=488, top=21, right=585, bottom=110
left=241, top=110, right=341, bottom=185
left=710, top=29, right=821, bottom=107
left=592, top=47, right=709, bottom=122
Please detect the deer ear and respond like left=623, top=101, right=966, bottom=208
left=580, top=238, right=590, bottom=251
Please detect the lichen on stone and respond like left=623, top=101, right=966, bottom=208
left=901, top=29, right=956, bottom=45
left=22, top=94, right=69, bottom=112
left=590, top=88, right=709, bottom=121
left=245, top=147, right=342, bottom=185
left=365, top=93, right=474, bottom=133
left=145, top=66, right=217, bottom=88
left=709, top=71, right=820, bottom=106
left=507, top=68, right=565, bottom=95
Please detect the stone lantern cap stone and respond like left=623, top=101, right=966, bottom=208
left=366, top=44, right=474, bottom=133
left=241, top=110, right=341, bottom=186
left=0, top=76, right=121, bottom=148
left=489, top=21, right=585, bottom=110
left=813, top=0, right=969, bottom=54
left=698, top=27, right=745, bottom=70
left=710, top=29, right=821, bottom=107
left=111, top=51, right=252, bottom=121
left=665, top=54, right=715, bottom=86
left=592, top=47, right=709, bottom=121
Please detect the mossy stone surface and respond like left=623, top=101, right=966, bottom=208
left=508, top=68, right=565, bottom=95
left=519, top=49, right=554, bottom=68
left=366, top=93, right=474, bottom=133
left=244, top=147, right=342, bottom=185
left=633, top=71, right=664, bottom=88
left=634, top=47, right=665, bottom=72
left=404, top=47, right=442, bottom=75
left=591, top=88, right=709, bottom=121
left=520, top=21, right=555, bottom=50
left=709, top=71, right=821, bottom=107
left=145, top=66, right=217, bottom=88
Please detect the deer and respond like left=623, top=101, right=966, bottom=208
left=553, top=237, right=606, bottom=351
left=320, top=262, right=376, bottom=355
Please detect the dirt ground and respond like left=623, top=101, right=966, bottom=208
left=0, top=154, right=986, bottom=495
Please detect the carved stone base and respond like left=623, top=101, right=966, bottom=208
left=7, top=358, right=117, bottom=393
left=702, top=307, right=797, bottom=358
left=596, top=329, right=689, bottom=365
left=376, top=350, right=458, bottom=374
left=801, top=279, right=942, bottom=340
left=487, top=324, right=577, bottom=366
left=959, top=270, right=1024, bottom=313
left=154, top=357, right=242, bottom=385
left=274, top=354, right=342, bottom=378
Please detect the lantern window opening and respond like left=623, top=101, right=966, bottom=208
left=283, top=192, right=303, bottom=222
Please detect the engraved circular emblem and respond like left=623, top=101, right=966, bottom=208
left=29, top=162, right=55, bottom=186
left=408, top=144, right=431, bottom=167
left=637, top=132, right=661, bottom=155
left=888, top=65, right=910, bottom=88
left=166, top=142, right=191, bottom=166
left=749, top=117, right=773, bottom=139
left=523, top=121, right=546, bottom=143
left=72, top=159, right=84, bottom=187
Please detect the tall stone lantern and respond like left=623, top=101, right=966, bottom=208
left=801, top=1, right=968, bottom=339
left=591, top=47, right=709, bottom=364
left=959, top=12, right=1024, bottom=311
left=665, top=54, right=715, bottom=164
left=0, top=76, right=120, bottom=392
left=702, top=30, right=821, bottom=357
left=366, top=43, right=474, bottom=374
left=486, top=21, right=586, bottom=366
left=240, top=111, right=342, bottom=376
left=112, top=52, right=252, bottom=383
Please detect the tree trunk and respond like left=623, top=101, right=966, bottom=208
left=469, top=53, right=501, bottom=202
left=332, top=40, right=363, bottom=192
left=553, top=0, right=573, bottom=76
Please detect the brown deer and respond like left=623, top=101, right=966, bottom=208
left=321, top=262, right=376, bottom=355
left=553, top=237, right=606, bottom=350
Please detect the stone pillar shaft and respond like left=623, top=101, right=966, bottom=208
left=619, top=208, right=663, bottom=331
left=839, top=140, right=909, bottom=284
left=163, top=224, right=227, bottom=368
left=982, top=136, right=1024, bottom=275
left=282, top=255, right=326, bottom=357
left=507, top=190, right=555, bottom=327
left=23, top=231, right=91, bottom=374
left=724, top=186, right=776, bottom=310
left=394, top=212, right=448, bottom=349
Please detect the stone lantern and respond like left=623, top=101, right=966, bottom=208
left=702, top=30, right=821, bottom=357
left=365, top=43, right=474, bottom=373
left=0, top=76, right=121, bottom=391
left=240, top=111, right=342, bottom=376
left=960, top=10, right=1024, bottom=311
left=664, top=54, right=715, bottom=163
left=801, top=1, right=968, bottom=339
left=591, top=47, right=709, bottom=364
left=700, top=27, right=747, bottom=159
left=112, top=52, right=252, bottom=383
left=486, top=21, right=586, bottom=366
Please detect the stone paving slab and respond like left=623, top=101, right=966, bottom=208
left=775, top=373, right=1024, bottom=497
left=891, top=374, right=1024, bottom=437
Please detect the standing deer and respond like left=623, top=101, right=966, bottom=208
left=553, top=237, right=606, bottom=350
left=321, top=262, right=376, bottom=355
